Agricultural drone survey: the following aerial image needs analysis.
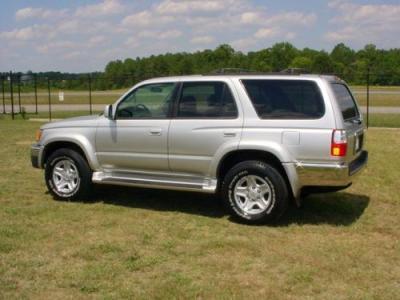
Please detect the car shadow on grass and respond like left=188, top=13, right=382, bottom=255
left=92, top=185, right=226, bottom=218
left=277, top=192, right=370, bottom=226
left=77, top=186, right=369, bottom=226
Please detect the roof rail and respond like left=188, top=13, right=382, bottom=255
left=208, top=68, right=256, bottom=74
left=206, top=68, right=312, bottom=76
left=280, top=68, right=310, bottom=75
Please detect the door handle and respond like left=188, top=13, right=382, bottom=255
left=149, top=128, right=162, bottom=136
left=223, top=132, right=236, bottom=137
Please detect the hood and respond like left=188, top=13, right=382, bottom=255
left=41, top=115, right=100, bottom=130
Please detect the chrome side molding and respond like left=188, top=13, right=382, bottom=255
left=92, top=171, right=217, bottom=193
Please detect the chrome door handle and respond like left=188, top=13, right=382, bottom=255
left=223, top=132, right=236, bottom=137
left=149, top=128, right=162, bottom=136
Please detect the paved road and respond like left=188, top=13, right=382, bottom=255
left=352, top=90, right=400, bottom=95
left=1, top=104, right=400, bottom=114
left=1, top=104, right=105, bottom=113
left=3, top=87, right=400, bottom=98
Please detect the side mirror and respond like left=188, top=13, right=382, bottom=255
left=103, top=104, right=114, bottom=120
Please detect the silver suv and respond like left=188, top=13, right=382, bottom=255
left=31, top=74, right=368, bottom=223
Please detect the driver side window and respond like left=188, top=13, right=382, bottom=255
left=116, top=82, right=176, bottom=119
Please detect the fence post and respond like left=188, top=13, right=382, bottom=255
left=1, top=76, right=5, bottom=114
left=17, top=75, right=22, bottom=114
left=9, top=71, right=14, bottom=120
left=47, top=78, right=52, bottom=121
left=34, top=74, right=38, bottom=114
left=88, top=74, right=92, bottom=115
left=366, top=67, right=370, bottom=128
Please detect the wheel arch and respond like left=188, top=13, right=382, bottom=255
left=42, top=139, right=96, bottom=170
left=216, top=149, right=299, bottom=201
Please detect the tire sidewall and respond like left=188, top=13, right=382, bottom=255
left=223, top=162, right=288, bottom=223
left=46, top=155, right=81, bottom=198
left=45, top=149, right=91, bottom=200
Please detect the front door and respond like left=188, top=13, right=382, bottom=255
left=96, top=82, right=177, bottom=172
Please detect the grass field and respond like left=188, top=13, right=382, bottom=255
left=2, top=86, right=400, bottom=107
left=2, top=110, right=399, bottom=128
left=0, top=120, right=399, bottom=298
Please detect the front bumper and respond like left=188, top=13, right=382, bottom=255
left=31, top=144, right=43, bottom=168
left=296, top=151, right=368, bottom=187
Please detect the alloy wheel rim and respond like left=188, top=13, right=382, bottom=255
left=233, top=175, right=272, bottom=215
left=52, top=159, right=80, bottom=194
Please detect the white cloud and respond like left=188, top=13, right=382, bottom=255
left=75, top=0, right=124, bottom=17
left=326, top=0, right=400, bottom=47
left=158, top=29, right=182, bottom=39
left=16, top=7, right=67, bottom=21
left=64, top=51, right=81, bottom=60
left=122, top=10, right=175, bottom=27
left=125, top=37, right=139, bottom=48
left=254, top=28, right=279, bottom=39
left=240, top=11, right=262, bottom=24
left=138, top=29, right=182, bottom=40
left=190, top=35, right=215, bottom=44
left=0, top=25, right=48, bottom=41
left=36, top=41, right=76, bottom=54
left=155, top=0, right=239, bottom=15
left=230, top=37, right=257, bottom=50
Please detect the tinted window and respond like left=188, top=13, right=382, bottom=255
left=331, top=83, right=360, bottom=120
left=242, top=80, right=325, bottom=119
left=116, top=83, right=176, bottom=119
left=178, top=82, right=238, bottom=118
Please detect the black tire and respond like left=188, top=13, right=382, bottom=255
left=45, top=148, right=92, bottom=201
left=221, top=160, right=289, bottom=224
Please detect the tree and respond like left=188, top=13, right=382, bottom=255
left=269, top=42, right=298, bottom=71
left=290, top=56, right=313, bottom=70
left=311, top=52, right=335, bottom=74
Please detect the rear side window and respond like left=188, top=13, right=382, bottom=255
left=177, top=81, right=238, bottom=118
left=331, top=83, right=360, bottom=121
left=241, top=80, right=325, bottom=119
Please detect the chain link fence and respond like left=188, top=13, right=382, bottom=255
left=1, top=70, right=399, bottom=127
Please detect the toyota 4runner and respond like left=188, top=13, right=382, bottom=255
left=31, top=74, right=368, bottom=223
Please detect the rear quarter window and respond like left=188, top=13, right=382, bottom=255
left=241, top=80, right=325, bottom=119
left=330, top=83, right=360, bottom=121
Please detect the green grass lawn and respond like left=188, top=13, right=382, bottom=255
left=0, top=120, right=399, bottom=299
left=367, top=113, right=400, bottom=128
left=2, top=86, right=400, bottom=107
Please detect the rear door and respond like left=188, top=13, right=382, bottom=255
left=168, top=80, right=242, bottom=176
left=330, top=83, right=365, bottom=162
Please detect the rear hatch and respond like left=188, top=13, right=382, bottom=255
left=330, top=82, right=365, bottom=162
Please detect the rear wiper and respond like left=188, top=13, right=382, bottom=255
left=350, top=119, right=362, bottom=125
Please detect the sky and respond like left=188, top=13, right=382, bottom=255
left=1, top=0, right=399, bottom=73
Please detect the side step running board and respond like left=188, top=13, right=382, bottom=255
left=92, top=171, right=217, bottom=193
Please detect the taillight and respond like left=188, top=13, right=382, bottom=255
left=331, top=129, right=347, bottom=157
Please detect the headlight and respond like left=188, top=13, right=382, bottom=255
left=35, top=129, right=43, bottom=142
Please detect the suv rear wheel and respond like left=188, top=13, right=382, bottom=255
left=221, top=160, right=289, bottom=224
left=45, top=148, right=92, bottom=200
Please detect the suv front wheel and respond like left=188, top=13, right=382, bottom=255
left=45, top=148, right=92, bottom=200
left=221, top=161, right=289, bottom=224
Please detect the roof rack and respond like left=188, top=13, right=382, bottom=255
left=206, top=68, right=311, bottom=76
left=208, top=68, right=255, bottom=75
left=280, top=68, right=311, bottom=75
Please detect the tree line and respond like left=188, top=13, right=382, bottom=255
left=3, top=42, right=400, bottom=90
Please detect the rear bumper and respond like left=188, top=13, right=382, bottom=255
left=31, top=144, right=43, bottom=169
left=296, top=151, right=368, bottom=188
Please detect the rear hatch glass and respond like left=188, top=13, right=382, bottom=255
left=330, top=83, right=360, bottom=121
left=331, top=83, right=364, bottom=159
